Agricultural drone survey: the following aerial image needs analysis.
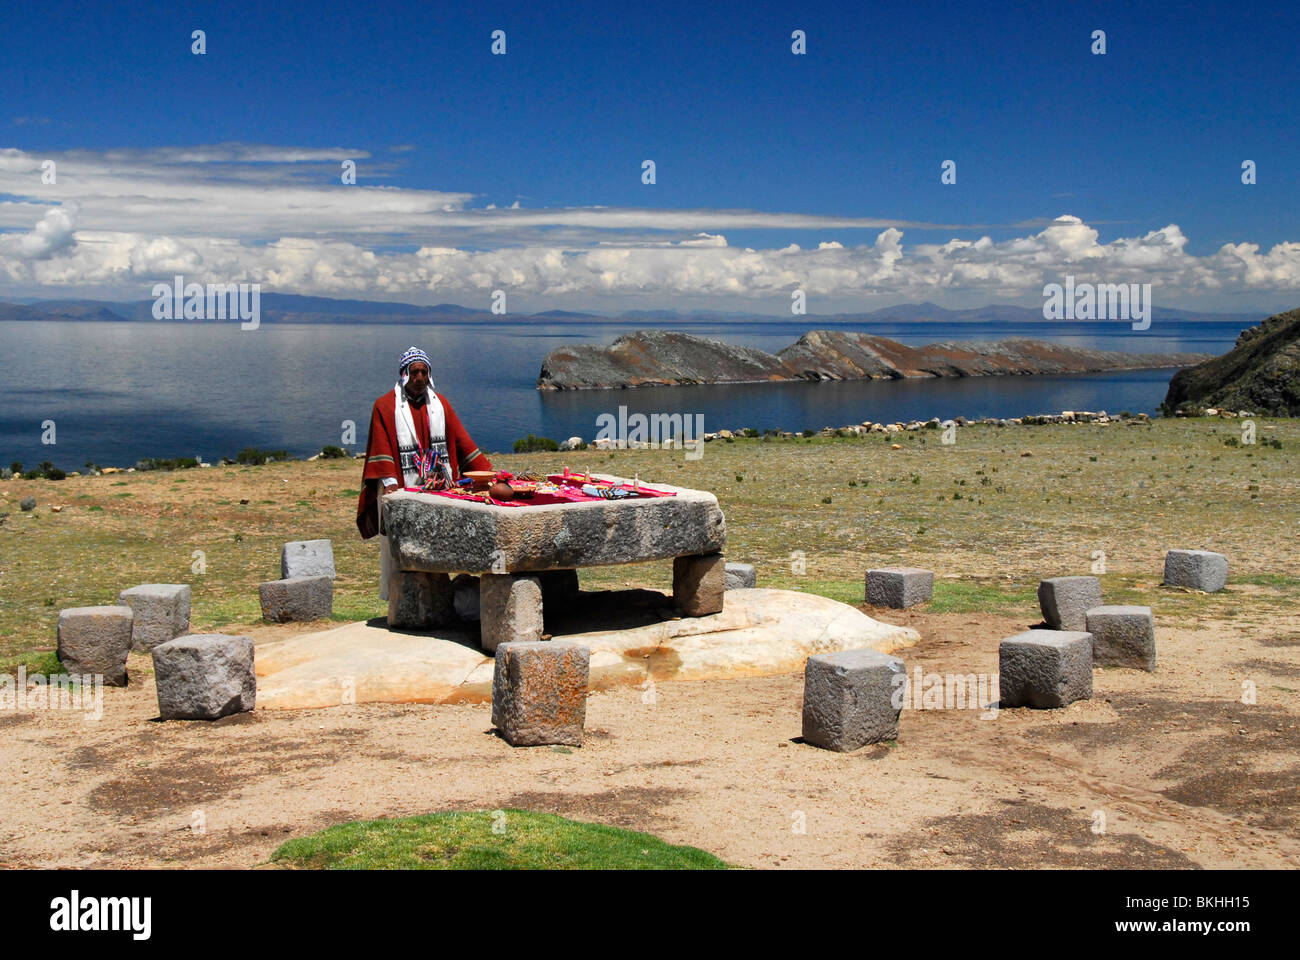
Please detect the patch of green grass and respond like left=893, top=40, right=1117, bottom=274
left=1232, top=573, right=1300, bottom=588
left=270, top=809, right=731, bottom=870
left=762, top=577, right=863, bottom=605
left=331, top=596, right=387, bottom=623
left=1, top=649, right=63, bottom=677
left=195, top=595, right=262, bottom=629
left=926, top=580, right=1037, bottom=615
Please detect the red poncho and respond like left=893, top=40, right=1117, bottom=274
left=355, top=389, right=492, bottom=538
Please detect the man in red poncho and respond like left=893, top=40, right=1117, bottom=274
left=356, top=347, right=492, bottom=587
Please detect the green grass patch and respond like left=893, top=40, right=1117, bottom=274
left=1231, top=573, right=1300, bottom=588
left=194, top=595, right=263, bottom=629
left=926, top=580, right=1037, bottom=615
left=331, top=595, right=387, bottom=623
left=270, top=809, right=731, bottom=870
left=760, top=577, right=862, bottom=605
left=1, top=649, right=63, bottom=677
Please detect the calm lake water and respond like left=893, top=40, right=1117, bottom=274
left=0, top=318, right=1252, bottom=470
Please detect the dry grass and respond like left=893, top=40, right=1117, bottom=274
left=2, top=417, right=1297, bottom=674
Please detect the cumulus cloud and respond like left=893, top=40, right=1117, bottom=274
left=0, top=202, right=79, bottom=260
left=0, top=146, right=1297, bottom=308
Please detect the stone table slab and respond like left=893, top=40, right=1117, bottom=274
left=381, top=474, right=726, bottom=574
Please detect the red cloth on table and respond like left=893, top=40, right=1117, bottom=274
left=418, top=477, right=676, bottom=507
left=355, top=391, right=491, bottom=539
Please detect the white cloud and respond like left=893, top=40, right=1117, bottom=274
left=0, top=149, right=1296, bottom=308
left=2, top=202, right=79, bottom=259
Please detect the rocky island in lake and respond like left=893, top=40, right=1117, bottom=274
left=537, top=330, right=1213, bottom=391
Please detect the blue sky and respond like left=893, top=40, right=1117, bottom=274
left=1, top=0, right=1297, bottom=313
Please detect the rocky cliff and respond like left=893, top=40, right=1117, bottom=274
left=537, top=329, right=1213, bottom=390
left=1164, top=307, right=1300, bottom=416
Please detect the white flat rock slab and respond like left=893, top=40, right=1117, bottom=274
left=254, top=587, right=918, bottom=711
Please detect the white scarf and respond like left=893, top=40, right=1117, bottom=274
left=393, top=383, right=451, bottom=487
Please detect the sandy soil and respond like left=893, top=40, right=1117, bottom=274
left=1, top=601, right=1296, bottom=870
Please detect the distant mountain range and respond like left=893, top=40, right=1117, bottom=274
left=0, top=293, right=1268, bottom=325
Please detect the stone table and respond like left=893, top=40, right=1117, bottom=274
left=381, top=474, right=727, bottom=650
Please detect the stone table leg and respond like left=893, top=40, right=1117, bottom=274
left=673, top=552, right=725, bottom=616
left=387, top=570, right=455, bottom=629
left=480, top=573, right=544, bottom=653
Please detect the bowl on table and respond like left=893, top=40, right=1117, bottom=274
left=463, top=471, right=496, bottom=492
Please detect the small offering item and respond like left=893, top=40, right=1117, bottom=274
left=463, top=470, right=496, bottom=492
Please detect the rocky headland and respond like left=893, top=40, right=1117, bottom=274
left=537, top=330, right=1213, bottom=390
left=1165, top=307, right=1300, bottom=416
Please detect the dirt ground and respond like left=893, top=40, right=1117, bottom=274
left=1, top=600, right=1296, bottom=870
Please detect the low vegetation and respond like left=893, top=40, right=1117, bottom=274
left=513, top=434, right=559, bottom=453
left=2, top=418, right=1297, bottom=674
left=270, top=809, right=730, bottom=870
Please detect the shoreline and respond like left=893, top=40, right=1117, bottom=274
left=536, top=360, right=1211, bottom=392
left=0, top=407, right=1279, bottom=479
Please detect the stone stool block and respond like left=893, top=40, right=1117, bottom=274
left=480, top=573, right=544, bottom=653
left=673, top=552, right=725, bottom=616
left=57, top=605, right=133, bottom=686
left=999, top=630, right=1093, bottom=708
left=258, top=576, right=333, bottom=623
left=1163, top=549, right=1228, bottom=592
left=491, top=640, right=590, bottom=746
left=864, top=567, right=934, bottom=608
left=724, top=562, right=757, bottom=590
left=388, top=570, right=454, bottom=629
left=802, top=648, right=905, bottom=751
left=152, top=633, right=255, bottom=720
left=1086, top=605, right=1156, bottom=671
left=1037, top=576, right=1103, bottom=631
left=117, top=583, right=191, bottom=652
left=281, top=539, right=336, bottom=580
